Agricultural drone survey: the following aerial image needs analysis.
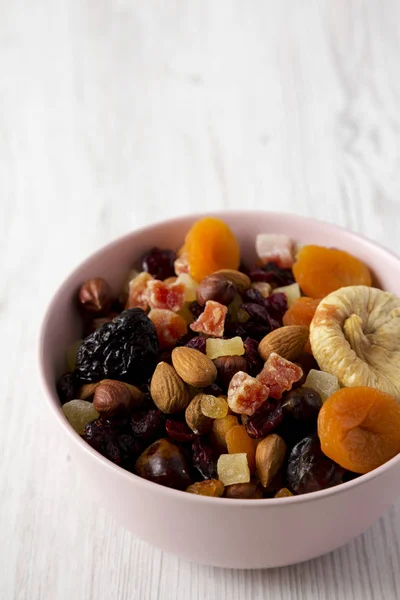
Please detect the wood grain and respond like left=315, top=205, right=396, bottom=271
left=1, top=0, right=400, bottom=598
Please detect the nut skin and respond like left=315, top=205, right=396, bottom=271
left=196, top=273, right=237, bottom=306
left=135, top=438, right=193, bottom=490
left=185, top=394, right=214, bottom=434
left=93, top=379, right=143, bottom=415
left=150, top=362, right=190, bottom=414
left=224, top=479, right=263, bottom=499
left=214, top=355, right=248, bottom=389
left=78, top=277, right=114, bottom=316
left=255, top=434, right=287, bottom=488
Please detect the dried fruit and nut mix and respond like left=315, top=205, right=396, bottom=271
left=57, top=218, right=400, bottom=498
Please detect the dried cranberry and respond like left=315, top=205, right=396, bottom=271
left=191, top=437, right=217, bottom=479
left=185, top=336, right=207, bottom=353
left=286, top=434, right=344, bottom=494
left=141, top=247, right=176, bottom=280
left=131, top=409, right=164, bottom=441
left=189, top=301, right=204, bottom=319
left=244, top=399, right=284, bottom=439
left=56, top=373, right=76, bottom=405
left=243, top=338, right=263, bottom=376
left=264, top=293, right=288, bottom=322
left=166, top=419, right=197, bottom=443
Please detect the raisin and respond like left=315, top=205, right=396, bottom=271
left=165, top=419, right=197, bottom=443
left=191, top=437, right=218, bottom=479
left=243, top=338, right=263, bottom=376
left=185, top=336, right=207, bottom=353
left=83, top=417, right=142, bottom=467
left=244, top=399, right=284, bottom=439
left=286, top=434, right=344, bottom=494
left=246, top=262, right=295, bottom=287
left=56, top=373, right=76, bottom=405
left=75, top=309, right=158, bottom=385
left=130, top=409, right=164, bottom=442
left=189, top=301, right=204, bottom=320
left=141, top=247, right=177, bottom=280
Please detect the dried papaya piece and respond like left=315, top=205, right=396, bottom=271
left=318, top=386, right=400, bottom=473
left=292, top=245, right=372, bottom=298
left=183, top=217, right=240, bottom=282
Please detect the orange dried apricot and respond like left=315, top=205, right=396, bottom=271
left=183, top=217, right=240, bottom=282
left=226, top=425, right=257, bottom=473
left=318, top=387, right=400, bottom=473
left=283, top=297, right=320, bottom=353
left=292, top=245, right=372, bottom=298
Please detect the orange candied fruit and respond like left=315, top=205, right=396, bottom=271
left=183, top=217, right=240, bottom=283
left=283, top=297, right=320, bottom=353
left=318, top=387, right=400, bottom=474
left=292, top=245, right=372, bottom=298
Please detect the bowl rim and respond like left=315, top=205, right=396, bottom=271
left=38, top=210, right=400, bottom=507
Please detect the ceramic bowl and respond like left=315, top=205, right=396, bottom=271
left=39, top=211, right=400, bottom=569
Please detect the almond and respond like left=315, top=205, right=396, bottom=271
left=171, top=347, right=217, bottom=387
left=258, top=325, right=309, bottom=362
left=150, top=362, right=190, bottom=414
left=213, top=269, right=251, bottom=294
left=256, top=434, right=287, bottom=487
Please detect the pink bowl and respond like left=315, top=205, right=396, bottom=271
left=39, top=211, right=400, bottom=569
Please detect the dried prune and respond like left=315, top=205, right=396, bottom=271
left=191, top=437, right=218, bottom=479
left=75, top=308, right=158, bottom=384
left=244, top=399, right=284, bottom=439
left=141, top=247, right=177, bottom=280
left=56, top=373, right=76, bottom=405
left=286, top=434, right=344, bottom=495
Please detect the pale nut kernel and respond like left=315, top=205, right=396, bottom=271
left=150, top=362, right=190, bottom=414
left=185, top=394, right=214, bottom=434
left=93, top=380, right=143, bottom=415
left=255, top=434, right=287, bottom=488
left=227, top=371, right=269, bottom=416
left=78, top=277, right=113, bottom=315
left=186, top=479, right=225, bottom=497
left=258, top=325, right=309, bottom=362
left=172, top=347, right=217, bottom=388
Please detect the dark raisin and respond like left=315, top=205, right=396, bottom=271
left=83, top=417, right=142, bottom=467
left=165, top=419, right=197, bottom=443
left=243, top=338, right=263, bottom=376
left=244, top=399, right=284, bottom=439
left=246, top=262, right=295, bottom=287
left=131, top=409, right=164, bottom=442
left=157, top=349, right=173, bottom=365
left=185, top=336, right=207, bottom=353
left=264, top=292, right=288, bottom=322
left=286, top=434, right=344, bottom=494
left=141, top=247, right=176, bottom=280
left=281, top=388, right=322, bottom=423
left=241, top=302, right=270, bottom=323
left=75, top=308, right=158, bottom=384
left=242, top=288, right=265, bottom=305
left=203, top=382, right=224, bottom=397
left=56, top=373, right=76, bottom=405
left=189, top=301, right=204, bottom=319
left=191, top=437, right=217, bottom=479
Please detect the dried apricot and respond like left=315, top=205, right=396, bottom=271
left=183, top=217, right=240, bottom=282
left=283, top=297, right=320, bottom=352
left=226, top=425, right=257, bottom=473
left=292, top=245, right=372, bottom=298
left=318, top=387, right=400, bottom=473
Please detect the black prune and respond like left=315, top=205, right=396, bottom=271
left=56, top=373, right=76, bottom=405
left=286, top=434, right=344, bottom=495
left=75, top=308, right=158, bottom=385
left=141, top=247, right=176, bottom=280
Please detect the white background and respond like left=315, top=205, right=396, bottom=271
left=1, top=1, right=400, bottom=598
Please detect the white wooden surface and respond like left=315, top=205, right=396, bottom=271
left=1, top=1, right=400, bottom=598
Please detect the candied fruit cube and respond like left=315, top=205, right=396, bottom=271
left=190, top=300, right=227, bottom=337
left=217, top=453, right=250, bottom=486
left=206, top=336, right=245, bottom=360
left=257, top=353, right=303, bottom=399
left=255, top=234, right=294, bottom=269
left=62, top=399, right=99, bottom=435
left=304, top=369, right=339, bottom=402
left=175, top=273, right=198, bottom=302
left=174, top=253, right=189, bottom=275
left=146, top=280, right=186, bottom=312
left=126, top=272, right=153, bottom=310
left=273, top=283, right=301, bottom=307
left=200, top=395, right=229, bottom=419
left=251, top=282, right=272, bottom=298
left=227, top=371, right=269, bottom=416
left=148, top=309, right=188, bottom=348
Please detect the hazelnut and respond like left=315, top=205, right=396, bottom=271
left=93, top=379, right=144, bottom=415
left=224, top=479, right=263, bottom=499
left=196, top=273, right=237, bottom=306
left=78, top=277, right=113, bottom=316
left=185, top=394, right=213, bottom=434
left=214, top=355, right=248, bottom=388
